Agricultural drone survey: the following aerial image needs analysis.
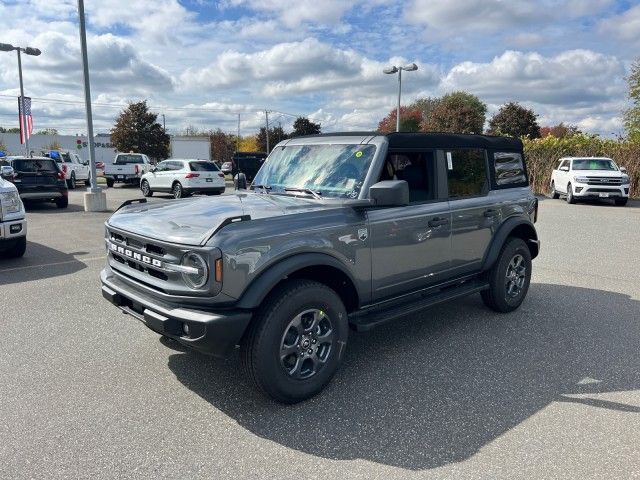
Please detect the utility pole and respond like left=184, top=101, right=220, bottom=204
left=236, top=113, right=240, bottom=152
left=162, top=113, right=166, bottom=133
left=16, top=50, right=29, bottom=157
left=265, top=110, right=270, bottom=153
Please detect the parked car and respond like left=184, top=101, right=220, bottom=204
left=0, top=164, right=27, bottom=258
left=220, top=161, right=232, bottom=175
left=103, top=153, right=152, bottom=188
left=101, top=132, right=539, bottom=403
left=550, top=156, right=630, bottom=206
left=140, top=159, right=226, bottom=199
left=43, top=150, right=90, bottom=189
left=1, top=156, right=68, bottom=208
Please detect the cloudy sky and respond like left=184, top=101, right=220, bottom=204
left=0, top=0, right=638, bottom=137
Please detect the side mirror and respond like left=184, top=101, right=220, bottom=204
left=1, top=165, right=15, bottom=179
left=83, top=161, right=89, bottom=166
left=369, top=180, right=409, bottom=207
left=560, top=166, right=569, bottom=172
left=620, top=166, right=627, bottom=173
left=151, top=167, right=157, bottom=173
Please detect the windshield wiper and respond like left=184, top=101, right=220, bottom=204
left=251, top=184, right=271, bottom=194
left=284, top=187, right=322, bottom=199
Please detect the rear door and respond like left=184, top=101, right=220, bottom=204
left=446, top=148, right=498, bottom=276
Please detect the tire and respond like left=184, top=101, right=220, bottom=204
left=615, top=198, right=628, bottom=206
left=56, top=196, right=69, bottom=209
left=240, top=279, right=348, bottom=404
left=172, top=182, right=187, bottom=199
left=141, top=180, right=153, bottom=197
left=1, top=236, right=26, bottom=258
left=550, top=181, right=559, bottom=199
left=566, top=183, right=576, bottom=204
left=85, top=177, right=91, bottom=187
left=106, top=178, right=115, bottom=188
left=481, top=237, right=532, bottom=313
left=67, top=173, right=76, bottom=190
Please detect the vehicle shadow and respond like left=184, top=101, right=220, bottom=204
left=23, top=201, right=85, bottom=213
left=167, top=283, right=640, bottom=471
left=0, top=242, right=86, bottom=285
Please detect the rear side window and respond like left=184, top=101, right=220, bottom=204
left=189, top=161, right=220, bottom=172
left=446, top=149, right=488, bottom=198
left=13, top=159, right=58, bottom=173
left=493, top=152, right=527, bottom=186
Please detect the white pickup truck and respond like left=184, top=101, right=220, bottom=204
left=0, top=165, right=27, bottom=258
left=103, top=153, right=153, bottom=188
left=550, top=156, right=630, bottom=206
left=44, top=150, right=90, bottom=189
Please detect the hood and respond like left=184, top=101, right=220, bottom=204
left=0, top=177, right=17, bottom=193
left=572, top=170, right=624, bottom=177
left=107, top=192, right=333, bottom=245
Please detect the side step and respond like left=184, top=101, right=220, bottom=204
left=349, top=280, right=488, bottom=332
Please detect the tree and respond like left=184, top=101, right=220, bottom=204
left=377, top=106, right=422, bottom=133
left=238, top=135, right=258, bottom=152
left=257, top=126, right=289, bottom=153
left=422, top=91, right=486, bottom=134
left=210, top=129, right=236, bottom=163
left=110, top=101, right=169, bottom=160
left=539, top=123, right=581, bottom=138
left=0, top=127, right=20, bottom=133
left=36, top=128, right=58, bottom=135
left=291, top=117, right=321, bottom=137
left=411, top=97, right=440, bottom=122
left=488, top=102, right=541, bottom=138
left=623, top=59, right=640, bottom=141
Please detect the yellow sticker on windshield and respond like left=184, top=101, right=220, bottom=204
left=355, top=151, right=363, bottom=158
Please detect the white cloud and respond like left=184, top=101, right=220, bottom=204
left=599, top=4, right=640, bottom=44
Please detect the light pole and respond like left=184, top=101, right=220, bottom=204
left=0, top=43, right=41, bottom=156
left=383, top=63, right=418, bottom=132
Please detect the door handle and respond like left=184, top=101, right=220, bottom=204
left=428, top=217, right=449, bottom=227
left=483, top=209, right=500, bottom=218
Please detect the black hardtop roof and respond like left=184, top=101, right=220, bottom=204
left=296, top=132, right=523, bottom=151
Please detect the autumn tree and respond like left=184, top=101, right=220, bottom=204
left=539, top=123, right=581, bottom=138
left=422, top=91, right=486, bottom=134
left=257, top=125, right=289, bottom=153
left=488, top=102, right=541, bottom=138
left=412, top=97, right=440, bottom=122
left=238, top=135, right=258, bottom=152
left=377, top=106, right=422, bottom=133
left=111, top=101, right=169, bottom=160
left=291, top=117, right=321, bottom=137
left=210, top=129, right=236, bottom=163
left=623, top=59, right=640, bottom=141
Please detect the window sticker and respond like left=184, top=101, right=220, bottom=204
left=355, top=151, right=363, bottom=158
left=446, top=152, right=453, bottom=170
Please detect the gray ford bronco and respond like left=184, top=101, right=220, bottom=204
left=101, top=132, right=540, bottom=403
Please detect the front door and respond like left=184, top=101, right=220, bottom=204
left=368, top=150, right=452, bottom=300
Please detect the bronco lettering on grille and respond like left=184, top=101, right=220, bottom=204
left=109, top=241, right=162, bottom=268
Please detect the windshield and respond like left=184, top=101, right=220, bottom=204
left=252, top=144, right=376, bottom=199
left=572, top=159, right=617, bottom=171
left=115, top=154, right=145, bottom=165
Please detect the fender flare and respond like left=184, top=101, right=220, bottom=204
left=235, top=252, right=359, bottom=310
left=481, top=217, right=539, bottom=271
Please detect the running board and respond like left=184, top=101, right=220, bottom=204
left=349, top=280, right=489, bottom=332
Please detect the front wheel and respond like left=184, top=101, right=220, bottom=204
left=1, top=236, right=26, bottom=258
left=615, top=198, right=628, bottom=206
left=566, top=183, right=576, bottom=204
left=141, top=180, right=153, bottom=197
left=241, top=279, right=348, bottom=403
left=481, top=237, right=532, bottom=313
left=550, top=181, right=559, bottom=199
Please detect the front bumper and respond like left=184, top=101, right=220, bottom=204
left=101, top=268, right=252, bottom=357
left=572, top=183, right=629, bottom=198
left=0, top=218, right=27, bottom=241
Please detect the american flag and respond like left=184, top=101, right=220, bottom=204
left=18, top=96, right=33, bottom=145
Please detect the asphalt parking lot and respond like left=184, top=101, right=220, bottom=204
left=1, top=186, right=639, bottom=479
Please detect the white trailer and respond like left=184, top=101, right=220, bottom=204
left=170, top=136, right=210, bottom=161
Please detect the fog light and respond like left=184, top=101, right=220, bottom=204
left=10, top=224, right=22, bottom=234
left=575, top=187, right=583, bottom=193
left=182, top=323, right=190, bottom=335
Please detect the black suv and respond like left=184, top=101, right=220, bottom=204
left=2, top=157, right=69, bottom=208
left=102, top=133, right=539, bottom=403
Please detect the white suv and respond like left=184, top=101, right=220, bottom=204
left=550, top=157, right=630, bottom=206
left=0, top=165, right=27, bottom=258
left=140, top=159, right=226, bottom=199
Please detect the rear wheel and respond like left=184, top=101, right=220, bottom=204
left=106, top=178, right=114, bottom=188
left=241, top=279, right=348, bottom=403
left=56, top=196, right=69, bottom=209
left=550, top=181, right=559, bottom=199
left=172, top=182, right=185, bottom=199
left=615, top=198, right=628, bottom=206
left=141, top=180, right=153, bottom=197
left=566, top=183, right=576, bottom=204
left=85, top=176, right=91, bottom=186
left=67, top=172, right=76, bottom=189
left=1, top=236, right=26, bottom=258
left=481, top=237, right=532, bottom=313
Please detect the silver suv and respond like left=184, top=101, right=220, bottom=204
left=101, top=133, right=540, bottom=403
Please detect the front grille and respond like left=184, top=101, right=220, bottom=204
left=585, top=177, right=623, bottom=186
left=585, top=188, right=621, bottom=194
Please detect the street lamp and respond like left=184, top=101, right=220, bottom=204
left=383, top=63, right=418, bottom=132
left=0, top=43, right=41, bottom=156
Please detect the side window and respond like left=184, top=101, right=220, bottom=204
left=559, top=160, right=569, bottom=170
left=446, top=149, right=488, bottom=198
left=170, top=161, right=183, bottom=171
left=155, top=161, right=168, bottom=172
left=493, top=152, right=527, bottom=186
left=381, top=151, right=435, bottom=203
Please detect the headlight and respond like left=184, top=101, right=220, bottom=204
left=180, top=252, right=209, bottom=288
left=621, top=174, right=630, bottom=184
left=574, top=176, right=590, bottom=183
left=0, top=191, right=22, bottom=215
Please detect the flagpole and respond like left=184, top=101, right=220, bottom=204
left=16, top=48, right=30, bottom=157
